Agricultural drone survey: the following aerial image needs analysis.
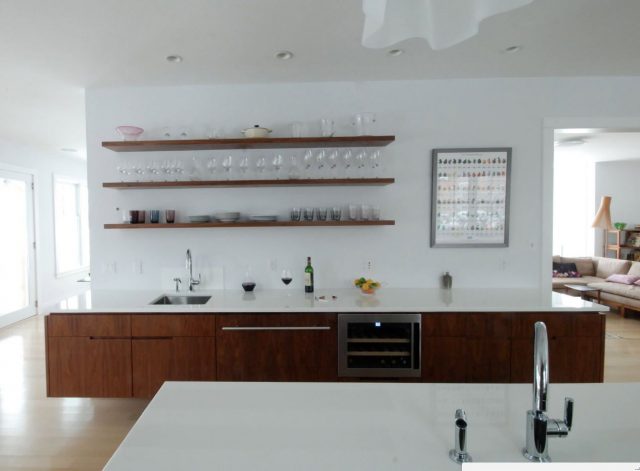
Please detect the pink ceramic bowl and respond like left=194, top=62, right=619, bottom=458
left=116, top=125, right=144, bottom=141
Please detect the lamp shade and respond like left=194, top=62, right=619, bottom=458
left=592, top=196, right=614, bottom=230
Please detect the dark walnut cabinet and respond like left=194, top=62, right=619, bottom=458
left=131, top=315, right=216, bottom=398
left=421, top=312, right=605, bottom=383
left=45, top=310, right=605, bottom=398
left=216, top=314, right=337, bottom=381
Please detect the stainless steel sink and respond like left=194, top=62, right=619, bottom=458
left=150, top=295, right=211, bottom=305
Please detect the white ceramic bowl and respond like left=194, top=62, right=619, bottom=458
left=116, top=125, right=144, bottom=141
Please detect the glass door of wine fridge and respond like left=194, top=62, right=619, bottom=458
left=338, top=313, right=421, bottom=378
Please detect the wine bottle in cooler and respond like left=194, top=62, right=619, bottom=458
left=304, top=256, right=314, bottom=293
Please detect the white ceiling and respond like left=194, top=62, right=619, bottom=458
left=2, top=0, right=640, bottom=155
left=555, top=131, right=640, bottom=163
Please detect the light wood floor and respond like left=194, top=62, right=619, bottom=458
left=0, top=310, right=639, bottom=470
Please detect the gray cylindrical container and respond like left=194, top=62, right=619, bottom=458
left=442, top=272, right=453, bottom=289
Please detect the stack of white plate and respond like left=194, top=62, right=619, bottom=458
left=249, top=214, right=279, bottom=222
left=215, top=212, right=241, bottom=222
left=189, top=215, right=211, bottom=223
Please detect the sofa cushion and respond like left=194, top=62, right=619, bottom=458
left=587, top=282, right=640, bottom=301
left=553, top=262, right=580, bottom=278
left=595, top=257, right=632, bottom=279
left=599, top=292, right=640, bottom=309
left=553, top=276, right=603, bottom=289
left=553, top=255, right=562, bottom=264
left=628, top=261, right=640, bottom=277
left=606, top=274, right=640, bottom=285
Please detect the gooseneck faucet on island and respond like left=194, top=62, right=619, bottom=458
left=185, top=249, right=201, bottom=291
left=523, top=321, right=574, bottom=462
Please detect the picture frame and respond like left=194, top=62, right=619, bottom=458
left=430, top=147, right=512, bottom=248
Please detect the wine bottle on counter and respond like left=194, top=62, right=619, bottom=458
left=304, top=256, right=314, bottom=293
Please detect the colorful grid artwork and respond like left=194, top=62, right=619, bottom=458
left=430, top=148, right=511, bottom=247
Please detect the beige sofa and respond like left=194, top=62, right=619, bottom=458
left=553, top=256, right=640, bottom=317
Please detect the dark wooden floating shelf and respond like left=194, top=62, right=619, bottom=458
left=104, top=220, right=395, bottom=229
left=102, top=135, right=395, bottom=152
left=102, top=178, right=395, bottom=189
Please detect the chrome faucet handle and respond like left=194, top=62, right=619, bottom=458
left=449, top=409, right=472, bottom=463
left=564, top=397, right=574, bottom=431
left=173, top=277, right=182, bottom=292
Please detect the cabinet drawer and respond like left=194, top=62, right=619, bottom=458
left=132, top=314, right=215, bottom=337
left=465, top=313, right=512, bottom=338
left=47, top=314, right=130, bottom=337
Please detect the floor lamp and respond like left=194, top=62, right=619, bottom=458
left=592, top=196, right=613, bottom=257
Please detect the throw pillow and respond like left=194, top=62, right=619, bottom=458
left=607, top=274, right=640, bottom=285
left=553, top=262, right=580, bottom=278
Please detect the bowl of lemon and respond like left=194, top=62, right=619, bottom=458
left=354, top=277, right=381, bottom=295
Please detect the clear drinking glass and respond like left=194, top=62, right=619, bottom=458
left=222, top=155, right=233, bottom=179
left=281, top=269, right=293, bottom=296
left=207, top=156, right=218, bottom=176
left=291, top=122, right=305, bottom=138
left=327, top=149, right=339, bottom=177
left=354, top=150, right=366, bottom=177
left=239, top=155, right=250, bottom=178
left=348, top=204, right=359, bottom=221
left=360, top=204, right=371, bottom=221
left=255, top=156, right=267, bottom=179
left=320, top=118, right=334, bottom=137
left=303, top=150, right=314, bottom=178
left=369, top=149, right=381, bottom=177
left=303, top=207, right=314, bottom=221
left=272, top=154, right=284, bottom=178
left=316, top=208, right=328, bottom=221
left=371, top=206, right=381, bottom=221
left=342, top=150, right=353, bottom=177
left=316, top=150, right=326, bottom=178
left=330, top=207, right=342, bottom=221
left=353, top=112, right=376, bottom=135
left=290, top=207, right=301, bottom=221
left=288, top=155, right=301, bottom=179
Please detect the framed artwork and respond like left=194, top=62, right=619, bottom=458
left=430, top=147, right=512, bottom=247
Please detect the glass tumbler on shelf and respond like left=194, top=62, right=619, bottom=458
left=303, top=207, right=315, bottom=221
left=371, top=206, right=381, bottom=221
left=290, top=207, right=301, bottom=221
left=353, top=112, right=376, bottom=135
left=330, top=207, right=342, bottom=221
left=360, top=204, right=371, bottom=221
left=348, top=204, right=359, bottom=221
left=291, top=122, right=305, bottom=138
left=320, top=118, right=334, bottom=137
left=316, top=208, right=328, bottom=221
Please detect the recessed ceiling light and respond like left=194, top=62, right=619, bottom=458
left=387, top=48, right=404, bottom=57
left=60, top=148, right=78, bottom=153
left=275, top=50, right=294, bottom=60
left=166, top=55, right=183, bottom=63
left=503, top=45, right=522, bottom=54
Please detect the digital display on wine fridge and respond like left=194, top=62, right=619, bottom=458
left=338, top=313, right=421, bottom=378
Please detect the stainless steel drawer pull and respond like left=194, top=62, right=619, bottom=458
left=221, top=326, right=331, bottom=331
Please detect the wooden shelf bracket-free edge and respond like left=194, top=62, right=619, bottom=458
left=104, top=220, right=395, bottom=229
left=102, top=135, right=395, bottom=152
left=102, top=178, right=395, bottom=189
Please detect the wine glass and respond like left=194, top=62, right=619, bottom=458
left=281, top=269, right=293, bottom=295
left=342, top=150, right=353, bottom=177
left=369, top=149, right=381, bottom=177
left=272, top=154, right=284, bottom=178
left=354, top=149, right=366, bottom=177
left=206, top=156, right=218, bottom=176
left=255, top=156, right=267, bottom=179
left=303, top=150, right=314, bottom=177
left=222, top=155, right=233, bottom=179
left=316, top=150, right=326, bottom=178
left=327, top=149, right=339, bottom=177
left=288, top=155, right=301, bottom=179
left=239, top=155, right=250, bottom=178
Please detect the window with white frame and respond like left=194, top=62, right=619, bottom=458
left=54, top=176, right=89, bottom=275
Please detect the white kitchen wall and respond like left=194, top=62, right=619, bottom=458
left=595, top=159, right=640, bottom=255
left=0, top=139, right=88, bottom=309
left=86, top=77, right=640, bottom=292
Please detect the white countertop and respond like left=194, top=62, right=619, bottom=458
left=104, top=381, right=640, bottom=470
left=48, top=288, right=606, bottom=314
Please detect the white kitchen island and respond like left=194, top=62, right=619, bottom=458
left=104, top=381, right=640, bottom=470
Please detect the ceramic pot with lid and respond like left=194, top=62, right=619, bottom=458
left=241, top=125, right=272, bottom=138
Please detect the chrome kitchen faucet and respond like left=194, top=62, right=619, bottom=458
left=185, top=249, right=201, bottom=291
left=523, top=322, right=574, bottom=462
